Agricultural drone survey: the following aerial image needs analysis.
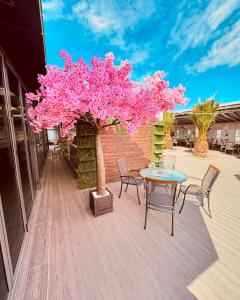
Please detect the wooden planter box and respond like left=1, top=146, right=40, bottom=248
left=89, top=189, right=113, bottom=217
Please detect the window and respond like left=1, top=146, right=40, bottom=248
left=216, top=129, right=222, bottom=140
left=176, top=130, right=179, bottom=138
left=0, top=57, right=25, bottom=273
left=235, top=129, right=240, bottom=144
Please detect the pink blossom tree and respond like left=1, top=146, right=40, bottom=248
left=26, top=51, right=188, bottom=196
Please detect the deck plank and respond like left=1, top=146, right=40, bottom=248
left=10, top=147, right=240, bottom=300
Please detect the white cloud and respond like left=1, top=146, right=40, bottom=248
left=170, top=0, right=240, bottom=58
left=42, top=0, right=72, bottom=21
left=129, top=49, right=149, bottom=65
left=42, top=0, right=64, bottom=20
left=72, top=0, right=156, bottom=49
left=128, top=44, right=150, bottom=65
left=186, top=20, right=240, bottom=73
left=72, top=0, right=155, bottom=34
left=42, top=0, right=155, bottom=64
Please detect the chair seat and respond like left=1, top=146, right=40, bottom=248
left=121, top=177, right=143, bottom=185
left=179, top=185, right=207, bottom=197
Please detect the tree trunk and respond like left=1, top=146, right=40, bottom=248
left=95, top=126, right=107, bottom=196
left=164, top=133, right=173, bottom=149
left=194, top=133, right=208, bottom=157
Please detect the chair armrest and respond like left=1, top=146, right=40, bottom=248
left=120, top=175, right=140, bottom=185
left=186, top=184, right=210, bottom=193
left=128, top=170, right=140, bottom=176
left=187, top=175, right=202, bottom=181
left=120, top=175, right=136, bottom=179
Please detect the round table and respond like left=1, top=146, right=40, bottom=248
left=140, top=167, right=187, bottom=183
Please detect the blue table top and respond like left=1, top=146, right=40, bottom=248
left=140, top=167, right=187, bottom=183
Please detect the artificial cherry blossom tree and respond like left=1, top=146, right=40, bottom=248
left=26, top=51, right=187, bottom=196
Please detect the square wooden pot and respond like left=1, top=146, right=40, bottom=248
left=89, top=188, right=113, bottom=217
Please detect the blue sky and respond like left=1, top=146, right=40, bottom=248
left=42, top=0, right=240, bottom=110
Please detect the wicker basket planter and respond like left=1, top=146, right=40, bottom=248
left=89, top=189, right=113, bottom=217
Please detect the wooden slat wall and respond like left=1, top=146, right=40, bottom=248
left=101, top=125, right=152, bottom=183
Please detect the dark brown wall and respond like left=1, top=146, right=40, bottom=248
left=101, top=125, right=152, bottom=183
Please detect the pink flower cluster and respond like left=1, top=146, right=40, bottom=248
left=26, top=50, right=188, bottom=136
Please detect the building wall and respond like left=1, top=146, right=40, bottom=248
left=174, top=121, right=240, bottom=143
left=208, top=122, right=240, bottom=143
left=101, top=125, right=152, bottom=183
left=0, top=44, right=46, bottom=300
left=174, top=124, right=196, bottom=139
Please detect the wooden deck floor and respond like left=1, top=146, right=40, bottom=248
left=10, top=147, right=240, bottom=300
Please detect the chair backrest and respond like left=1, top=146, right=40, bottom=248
left=117, top=159, right=128, bottom=176
left=225, top=142, right=234, bottom=150
left=145, top=177, right=178, bottom=208
left=160, top=155, right=176, bottom=170
left=202, top=164, right=220, bottom=190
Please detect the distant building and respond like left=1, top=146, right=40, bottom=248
left=174, top=102, right=240, bottom=145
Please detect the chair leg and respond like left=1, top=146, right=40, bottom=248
left=177, top=188, right=181, bottom=199
left=207, top=194, right=212, bottom=218
left=144, top=182, right=148, bottom=198
left=179, top=192, right=187, bottom=214
left=151, top=183, right=155, bottom=192
left=144, top=207, right=148, bottom=229
left=136, top=184, right=141, bottom=205
left=176, top=187, right=181, bottom=203
left=171, top=212, right=174, bottom=236
left=119, top=182, right=123, bottom=198
left=125, top=183, right=129, bottom=192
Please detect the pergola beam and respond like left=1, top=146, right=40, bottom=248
left=218, top=113, right=239, bottom=122
left=176, top=106, right=240, bottom=125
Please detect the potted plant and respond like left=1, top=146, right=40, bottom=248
left=189, top=98, right=219, bottom=157
left=26, top=51, right=187, bottom=214
left=163, top=111, right=175, bottom=149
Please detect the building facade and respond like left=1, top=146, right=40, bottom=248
left=174, top=103, right=240, bottom=145
left=0, top=1, right=47, bottom=299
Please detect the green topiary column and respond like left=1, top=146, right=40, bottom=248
left=74, top=121, right=97, bottom=189
left=152, top=121, right=165, bottom=166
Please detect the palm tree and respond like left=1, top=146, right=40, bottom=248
left=163, top=112, right=175, bottom=149
left=189, top=98, right=219, bottom=157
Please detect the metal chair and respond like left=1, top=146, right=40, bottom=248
left=225, top=142, right=236, bottom=155
left=158, top=155, right=176, bottom=195
left=178, top=164, right=220, bottom=217
left=117, top=159, right=143, bottom=204
left=52, top=145, right=61, bottom=159
left=220, top=141, right=226, bottom=152
left=144, top=177, right=178, bottom=236
left=172, top=138, right=179, bottom=147
left=160, top=154, right=176, bottom=170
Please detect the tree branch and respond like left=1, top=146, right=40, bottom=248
left=80, top=114, right=97, bottom=128
left=103, top=119, right=121, bottom=128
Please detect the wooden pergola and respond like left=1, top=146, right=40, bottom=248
left=175, top=102, right=240, bottom=125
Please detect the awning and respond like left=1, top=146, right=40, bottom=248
left=0, top=0, right=46, bottom=91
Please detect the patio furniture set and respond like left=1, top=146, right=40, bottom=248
left=117, top=155, right=220, bottom=236
left=173, top=137, right=240, bottom=155
left=173, top=138, right=194, bottom=148
left=209, top=140, right=240, bottom=155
